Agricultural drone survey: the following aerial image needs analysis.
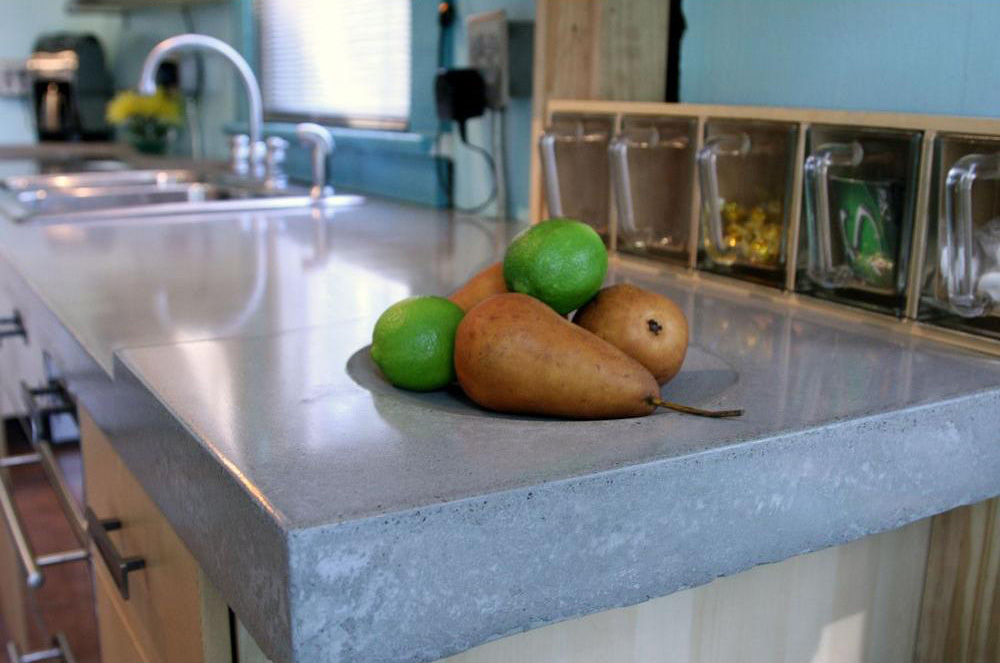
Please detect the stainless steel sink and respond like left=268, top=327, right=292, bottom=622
left=3, top=169, right=197, bottom=192
left=0, top=168, right=363, bottom=222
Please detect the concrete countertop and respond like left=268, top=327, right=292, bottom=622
left=0, top=196, right=998, bottom=663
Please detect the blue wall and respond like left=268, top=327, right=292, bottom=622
left=0, top=0, right=119, bottom=144
left=680, top=0, right=1000, bottom=117
left=447, top=0, right=535, bottom=221
left=112, top=4, right=239, bottom=160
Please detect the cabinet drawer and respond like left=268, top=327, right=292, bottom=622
left=94, top=556, right=152, bottom=663
left=81, top=407, right=229, bottom=663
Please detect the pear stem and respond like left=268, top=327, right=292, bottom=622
left=648, top=397, right=743, bottom=418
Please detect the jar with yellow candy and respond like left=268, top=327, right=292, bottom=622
left=709, top=199, right=783, bottom=267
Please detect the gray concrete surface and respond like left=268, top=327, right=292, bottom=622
left=0, top=195, right=998, bottom=663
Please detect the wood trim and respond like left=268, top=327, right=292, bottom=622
left=915, top=498, right=1000, bottom=663
left=547, top=100, right=1000, bottom=136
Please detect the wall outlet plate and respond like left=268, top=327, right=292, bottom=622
left=467, top=10, right=508, bottom=109
left=0, top=59, right=29, bottom=98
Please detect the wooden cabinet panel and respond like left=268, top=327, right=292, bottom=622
left=94, top=556, right=152, bottom=663
left=915, top=497, right=1000, bottom=663
left=81, top=407, right=229, bottom=663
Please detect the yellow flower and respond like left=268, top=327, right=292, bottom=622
left=106, top=89, right=182, bottom=126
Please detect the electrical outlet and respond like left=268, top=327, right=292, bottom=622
left=0, top=59, right=29, bottom=98
left=467, top=10, right=508, bottom=109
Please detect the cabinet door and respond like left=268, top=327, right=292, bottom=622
left=94, top=556, right=152, bottom=663
left=81, top=406, right=230, bottom=663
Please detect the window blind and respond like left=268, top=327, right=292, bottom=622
left=256, top=0, right=412, bottom=129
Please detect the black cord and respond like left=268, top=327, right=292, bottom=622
left=450, top=119, right=498, bottom=215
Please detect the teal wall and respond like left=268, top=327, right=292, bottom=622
left=680, top=0, right=1000, bottom=117
left=0, top=0, right=536, bottom=219
left=112, top=4, right=239, bottom=159
left=446, top=0, right=535, bottom=221
left=0, top=0, right=119, bottom=144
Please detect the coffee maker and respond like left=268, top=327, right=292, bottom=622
left=26, top=33, right=112, bottom=141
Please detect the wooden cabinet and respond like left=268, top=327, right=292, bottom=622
left=80, top=407, right=230, bottom=663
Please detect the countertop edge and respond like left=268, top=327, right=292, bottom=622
left=285, top=388, right=1000, bottom=663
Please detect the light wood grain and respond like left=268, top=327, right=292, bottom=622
left=93, top=551, right=153, bottom=663
left=81, top=406, right=230, bottom=663
left=915, top=497, right=1000, bottom=663
left=440, top=518, right=931, bottom=663
left=598, top=0, right=668, bottom=101
left=529, top=0, right=671, bottom=222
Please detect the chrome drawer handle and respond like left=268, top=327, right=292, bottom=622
left=0, top=310, right=26, bottom=345
left=85, top=507, right=146, bottom=600
left=0, top=449, right=89, bottom=589
left=6, top=632, right=78, bottom=663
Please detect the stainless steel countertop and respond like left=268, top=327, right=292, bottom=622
left=0, top=198, right=998, bottom=663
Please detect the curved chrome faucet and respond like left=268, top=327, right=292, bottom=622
left=138, top=34, right=264, bottom=174
left=296, top=123, right=335, bottom=199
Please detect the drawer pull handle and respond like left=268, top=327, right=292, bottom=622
left=0, top=310, right=26, bottom=345
left=6, top=631, right=78, bottom=663
left=85, top=507, right=146, bottom=600
left=21, top=381, right=77, bottom=446
left=0, top=452, right=89, bottom=589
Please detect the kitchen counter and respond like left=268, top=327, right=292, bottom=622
left=0, top=198, right=998, bottom=663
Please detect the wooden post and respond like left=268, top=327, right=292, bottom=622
left=529, top=0, right=670, bottom=223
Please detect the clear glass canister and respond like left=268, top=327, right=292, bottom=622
left=919, top=133, right=1000, bottom=339
left=697, top=120, right=797, bottom=287
left=609, top=115, right=697, bottom=263
left=539, top=114, right=613, bottom=241
left=800, top=125, right=922, bottom=314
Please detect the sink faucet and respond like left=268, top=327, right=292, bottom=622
left=296, top=123, right=335, bottom=199
left=138, top=34, right=264, bottom=176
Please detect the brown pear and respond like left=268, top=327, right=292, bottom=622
left=574, top=283, right=688, bottom=384
left=454, top=293, right=660, bottom=419
left=448, top=262, right=507, bottom=312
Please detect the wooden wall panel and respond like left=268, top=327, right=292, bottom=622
left=915, top=497, right=1000, bottom=663
left=529, top=0, right=670, bottom=222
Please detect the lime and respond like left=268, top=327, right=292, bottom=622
left=371, top=296, right=465, bottom=391
left=503, top=219, right=607, bottom=314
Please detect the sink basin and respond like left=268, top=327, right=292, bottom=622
left=3, top=169, right=197, bottom=192
left=0, top=168, right=362, bottom=222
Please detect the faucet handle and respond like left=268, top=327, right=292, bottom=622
left=264, top=136, right=289, bottom=190
left=230, top=134, right=250, bottom=175
left=296, top=123, right=335, bottom=199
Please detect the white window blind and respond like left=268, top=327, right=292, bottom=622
left=257, top=0, right=412, bottom=129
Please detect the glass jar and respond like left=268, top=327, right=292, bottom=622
left=799, top=125, right=922, bottom=315
left=609, top=115, right=697, bottom=263
left=919, top=133, right=1000, bottom=339
left=539, top=114, right=614, bottom=241
left=697, top=119, right=797, bottom=287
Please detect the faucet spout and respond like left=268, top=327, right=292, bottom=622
left=138, top=34, right=263, bottom=155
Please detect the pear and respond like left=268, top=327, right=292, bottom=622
left=449, top=262, right=507, bottom=312
left=574, top=283, right=688, bottom=384
left=454, top=293, right=655, bottom=418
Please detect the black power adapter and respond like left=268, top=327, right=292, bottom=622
left=434, top=68, right=486, bottom=140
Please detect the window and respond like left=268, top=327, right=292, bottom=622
left=256, top=0, right=412, bottom=129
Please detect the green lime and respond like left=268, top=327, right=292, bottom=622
left=503, top=219, right=607, bottom=314
left=371, top=296, right=465, bottom=391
